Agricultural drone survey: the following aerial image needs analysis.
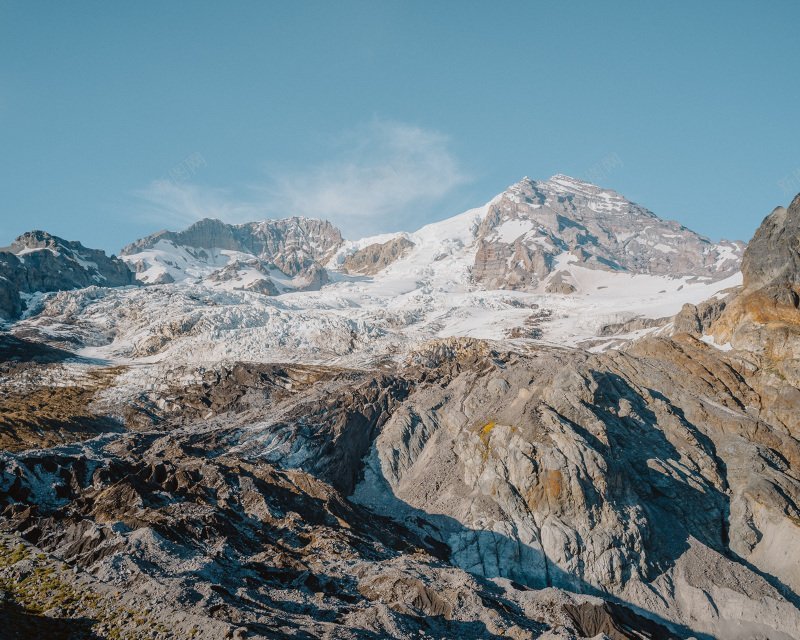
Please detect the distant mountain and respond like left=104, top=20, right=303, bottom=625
left=0, top=230, right=136, bottom=320
left=117, top=175, right=743, bottom=300
left=120, top=217, right=343, bottom=293
left=0, top=173, right=748, bottom=349
left=108, top=174, right=747, bottom=303
left=471, top=175, right=743, bottom=291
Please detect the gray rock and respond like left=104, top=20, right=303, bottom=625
left=544, top=271, right=577, bottom=294
left=741, top=194, right=800, bottom=304
left=0, top=230, right=137, bottom=320
left=672, top=297, right=728, bottom=336
left=710, top=192, right=800, bottom=361
left=471, top=176, right=743, bottom=291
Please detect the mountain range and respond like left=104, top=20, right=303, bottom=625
left=0, top=175, right=798, bottom=640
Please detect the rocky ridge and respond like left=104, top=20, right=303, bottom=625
left=120, top=217, right=343, bottom=292
left=0, top=231, right=136, bottom=321
left=342, top=237, right=416, bottom=275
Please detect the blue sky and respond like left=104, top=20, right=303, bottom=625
left=1, top=1, right=799, bottom=253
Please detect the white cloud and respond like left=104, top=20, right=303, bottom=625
left=266, top=120, right=468, bottom=222
left=134, top=120, right=469, bottom=236
left=134, top=180, right=261, bottom=228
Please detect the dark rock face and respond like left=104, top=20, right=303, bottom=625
left=0, top=231, right=137, bottom=320
left=710, top=193, right=800, bottom=356
left=562, top=601, right=673, bottom=640
left=742, top=195, right=800, bottom=288
left=0, top=259, right=25, bottom=319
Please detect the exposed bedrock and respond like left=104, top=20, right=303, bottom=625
left=711, top=192, right=800, bottom=365
left=342, top=237, right=415, bottom=275
left=348, top=337, right=800, bottom=639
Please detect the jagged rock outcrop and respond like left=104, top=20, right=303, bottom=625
left=0, top=231, right=136, bottom=320
left=544, top=271, right=577, bottom=294
left=740, top=196, right=800, bottom=296
left=207, top=258, right=281, bottom=295
left=711, top=193, right=800, bottom=362
left=672, top=297, right=729, bottom=336
left=342, top=236, right=415, bottom=275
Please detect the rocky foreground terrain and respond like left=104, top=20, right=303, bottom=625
left=0, top=179, right=798, bottom=639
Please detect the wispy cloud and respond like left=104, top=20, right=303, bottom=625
left=135, top=180, right=262, bottom=228
left=134, top=120, right=469, bottom=236
left=265, top=120, right=468, bottom=224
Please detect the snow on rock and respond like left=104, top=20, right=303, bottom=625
left=7, top=175, right=746, bottom=371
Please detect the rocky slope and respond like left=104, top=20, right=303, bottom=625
left=0, top=231, right=136, bottom=321
left=355, top=334, right=800, bottom=639
left=1, top=315, right=798, bottom=638
left=0, top=358, right=681, bottom=640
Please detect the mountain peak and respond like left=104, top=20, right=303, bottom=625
left=547, top=173, right=595, bottom=187
left=498, top=173, right=651, bottom=221
left=10, top=229, right=67, bottom=251
left=471, top=173, right=741, bottom=289
left=0, top=230, right=136, bottom=320
left=542, top=173, right=626, bottom=201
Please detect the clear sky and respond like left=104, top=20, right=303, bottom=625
left=1, top=1, right=799, bottom=253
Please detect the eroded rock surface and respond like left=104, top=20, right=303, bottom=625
left=342, top=237, right=415, bottom=275
left=1, top=361, right=675, bottom=639
left=351, top=335, right=799, bottom=639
